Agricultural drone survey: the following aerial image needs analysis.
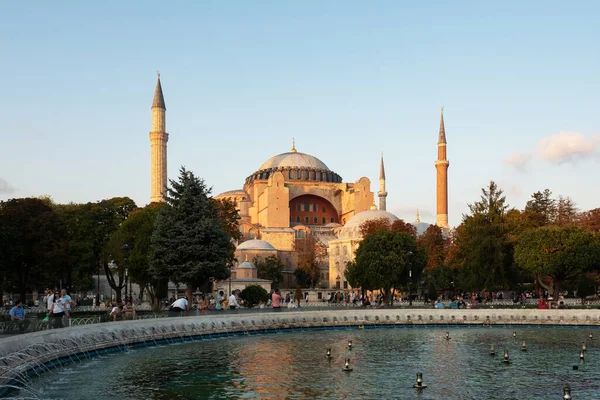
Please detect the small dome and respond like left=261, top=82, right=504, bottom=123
left=236, top=239, right=276, bottom=251
left=259, top=152, right=330, bottom=171
left=338, top=209, right=399, bottom=240
left=412, top=222, right=432, bottom=236
left=237, top=261, right=256, bottom=269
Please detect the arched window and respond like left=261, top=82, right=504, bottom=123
left=295, top=230, right=305, bottom=239
left=343, top=247, right=347, bottom=255
left=330, top=217, right=335, bottom=223
left=335, top=247, right=340, bottom=255
left=305, top=216, right=309, bottom=224
left=289, top=170, right=293, bottom=179
left=248, top=229, right=256, bottom=239
left=322, top=217, right=326, bottom=224
left=311, top=171, right=316, bottom=180
left=296, top=170, right=301, bottom=179
left=312, top=204, right=317, bottom=212
left=313, top=217, right=318, bottom=224
left=296, top=216, right=301, bottom=223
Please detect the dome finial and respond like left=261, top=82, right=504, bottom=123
left=416, top=209, right=421, bottom=223
left=291, top=138, right=297, bottom=153
left=370, top=201, right=378, bottom=211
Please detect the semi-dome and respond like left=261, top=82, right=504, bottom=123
left=338, top=209, right=399, bottom=240
left=259, top=152, right=330, bottom=171
left=236, top=239, right=276, bottom=251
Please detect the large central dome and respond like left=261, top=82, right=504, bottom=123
left=259, top=151, right=330, bottom=171
left=245, top=141, right=342, bottom=184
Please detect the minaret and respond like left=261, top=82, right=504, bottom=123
left=435, top=107, right=450, bottom=230
left=150, top=73, right=168, bottom=203
left=378, top=153, right=387, bottom=211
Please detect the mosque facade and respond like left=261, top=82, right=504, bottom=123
left=149, top=76, right=450, bottom=290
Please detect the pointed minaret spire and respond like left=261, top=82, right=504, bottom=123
left=152, top=72, right=166, bottom=110
left=416, top=209, right=421, bottom=223
left=290, top=138, right=297, bottom=153
left=435, top=107, right=449, bottom=231
left=438, top=106, right=446, bottom=144
left=378, top=153, right=387, bottom=211
left=150, top=74, right=169, bottom=203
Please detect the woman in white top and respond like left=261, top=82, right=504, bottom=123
left=50, top=293, right=65, bottom=328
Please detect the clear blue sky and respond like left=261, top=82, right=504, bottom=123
left=1, top=1, right=599, bottom=227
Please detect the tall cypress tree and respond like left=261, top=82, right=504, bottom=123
left=150, top=167, right=233, bottom=298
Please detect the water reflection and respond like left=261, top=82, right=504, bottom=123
left=26, top=327, right=600, bottom=399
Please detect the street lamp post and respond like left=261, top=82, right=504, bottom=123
left=407, top=251, right=414, bottom=307
left=121, top=244, right=131, bottom=302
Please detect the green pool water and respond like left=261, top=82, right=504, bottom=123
left=24, top=326, right=600, bottom=399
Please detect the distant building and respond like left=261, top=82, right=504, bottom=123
left=148, top=77, right=450, bottom=290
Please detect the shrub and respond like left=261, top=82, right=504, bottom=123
left=239, top=285, right=269, bottom=308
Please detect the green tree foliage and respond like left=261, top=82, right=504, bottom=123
left=53, top=203, right=96, bottom=292
left=448, top=181, right=517, bottom=291
left=346, top=230, right=425, bottom=305
left=0, top=198, right=62, bottom=300
left=150, top=167, right=234, bottom=300
left=514, top=225, right=600, bottom=300
left=92, top=197, right=137, bottom=300
left=212, top=198, right=242, bottom=242
left=523, top=189, right=555, bottom=228
left=239, top=284, right=269, bottom=308
left=253, top=255, right=284, bottom=288
left=118, top=203, right=167, bottom=308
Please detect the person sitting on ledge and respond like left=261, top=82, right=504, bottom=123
left=110, top=302, right=120, bottom=321
left=9, top=300, right=30, bottom=333
left=537, top=298, right=548, bottom=310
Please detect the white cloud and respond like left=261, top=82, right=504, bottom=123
left=504, top=151, right=532, bottom=171
left=0, top=178, right=15, bottom=194
left=536, top=131, right=600, bottom=164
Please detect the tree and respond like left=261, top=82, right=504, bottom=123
left=239, top=285, right=269, bottom=308
left=359, top=217, right=417, bottom=238
left=118, top=203, right=167, bottom=309
left=359, top=217, right=392, bottom=237
left=347, top=230, right=425, bottom=306
left=254, top=255, right=284, bottom=289
left=418, top=225, right=447, bottom=271
left=579, top=208, right=600, bottom=233
left=390, top=220, right=417, bottom=237
left=212, top=198, right=242, bottom=242
left=448, top=182, right=517, bottom=291
left=150, top=167, right=234, bottom=301
left=53, top=203, right=96, bottom=293
left=514, top=226, right=600, bottom=300
left=0, top=198, right=62, bottom=301
left=555, top=196, right=578, bottom=227
left=93, top=197, right=137, bottom=302
left=295, top=233, right=326, bottom=288
left=523, top=189, right=555, bottom=228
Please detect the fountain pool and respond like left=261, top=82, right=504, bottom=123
left=12, top=326, right=600, bottom=399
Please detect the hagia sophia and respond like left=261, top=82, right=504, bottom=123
left=149, top=75, right=450, bottom=291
